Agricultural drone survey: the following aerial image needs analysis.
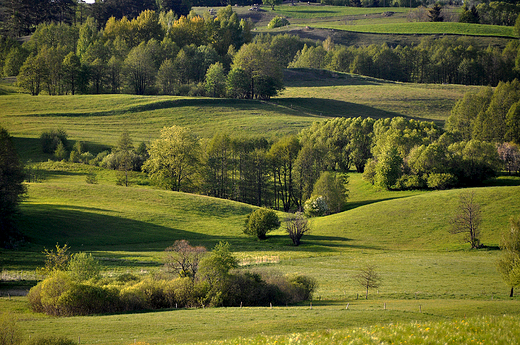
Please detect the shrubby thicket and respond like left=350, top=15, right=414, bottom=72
left=28, top=242, right=317, bottom=316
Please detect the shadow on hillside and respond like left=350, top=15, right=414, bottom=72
left=34, top=98, right=278, bottom=118
left=19, top=204, right=207, bottom=251
left=274, top=97, right=403, bottom=119
left=14, top=137, right=111, bottom=162
left=283, top=68, right=388, bottom=87
left=344, top=196, right=415, bottom=211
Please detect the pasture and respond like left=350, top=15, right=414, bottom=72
left=2, top=7, right=520, bottom=341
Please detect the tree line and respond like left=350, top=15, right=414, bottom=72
left=5, top=7, right=292, bottom=99
left=289, top=35, right=520, bottom=87
left=39, top=81, right=520, bottom=215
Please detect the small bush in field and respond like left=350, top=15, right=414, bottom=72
left=268, top=16, right=290, bottom=29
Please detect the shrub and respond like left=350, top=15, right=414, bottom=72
left=427, top=173, right=457, bottom=190
left=304, top=195, right=329, bottom=217
left=28, top=271, right=72, bottom=316
left=57, top=283, right=121, bottom=316
left=67, top=252, right=101, bottom=282
left=268, top=16, right=290, bottom=29
left=244, top=208, right=281, bottom=240
left=40, top=129, right=68, bottom=154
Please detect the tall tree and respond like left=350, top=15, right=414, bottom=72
left=231, top=42, right=283, bottom=99
left=497, top=216, right=520, bottom=297
left=116, top=130, right=134, bottom=187
left=123, top=42, right=156, bottom=95
left=0, top=127, right=26, bottom=246
left=450, top=191, right=482, bottom=249
left=143, top=125, right=200, bottom=192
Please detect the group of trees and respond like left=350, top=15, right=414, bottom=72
left=28, top=242, right=317, bottom=316
left=289, top=36, right=520, bottom=86
left=143, top=126, right=348, bottom=213
left=8, top=8, right=290, bottom=98
left=460, top=1, right=520, bottom=26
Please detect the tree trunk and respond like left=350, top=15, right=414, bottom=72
left=510, top=286, right=514, bottom=298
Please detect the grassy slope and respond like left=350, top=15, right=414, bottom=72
left=0, top=71, right=470, bottom=161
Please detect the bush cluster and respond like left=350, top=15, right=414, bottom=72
left=268, top=17, right=290, bottom=29
left=27, top=270, right=317, bottom=316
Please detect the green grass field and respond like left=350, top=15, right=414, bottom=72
left=1, top=12, right=520, bottom=341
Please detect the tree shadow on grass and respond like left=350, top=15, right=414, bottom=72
left=273, top=97, right=403, bottom=120
left=344, top=196, right=419, bottom=211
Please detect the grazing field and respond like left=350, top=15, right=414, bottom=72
left=1, top=16, right=519, bottom=340
left=0, top=71, right=471, bottom=159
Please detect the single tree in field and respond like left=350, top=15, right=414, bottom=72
left=263, top=0, right=282, bottom=10
left=0, top=127, right=26, bottom=246
left=116, top=130, right=134, bottom=187
left=497, top=217, right=520, bottom=297
left=285, top=212, right=310, bottom=246
left=244, top=208, right=281, bottom=240
left=355, top=264, right=382, bottom=299
left=164, top=240, right=207, bottom=279
left=450, top=191, right=482, bottom=249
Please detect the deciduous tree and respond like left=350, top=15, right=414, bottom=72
left=355, top=264, right=382, bottom=299
left=497, top=216, right=520, bottom=297
left=450, top=191, right=482, bottom=249
left=143, top=125, right=200, bottom=191
left=285, top=212, right=310, bottom=246
left=164, top=240, right=207, bottom=279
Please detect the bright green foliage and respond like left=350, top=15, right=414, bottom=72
left=311, top=171, right=348, bottom=214
left=3, top=46, right=27, bottom=77
left=268, top=16, right=290, bottom=29
left=226, top=67, right=249, bottom=98
left=204, top=62, right=226, bottom=98
left=40, top=244, right=70, bottom=275
left=67, top=252, right=102, bottom=282
left=143, top=125, right=200, bottom=192
left=507, top=101, right=520, bottom=144
left=156, top=59, right=177, bottom=95
left=375, top=146, right=403, bottom=190
left=231, top=42, right=283, bottom=100
left=61, top=52, right=81, bottom=95
left=244, top=208, right=281, bottom=240
left=446, top=87, right=493, bottom=141
left=199, top=241, right=238, bottom=283
left=123, top=42, right=156, bottom=95
left=473, top=80, right=520, bottom=142
left=497, top=216, right=520, bottom=297
left=17, top=53, right=48, bottom=95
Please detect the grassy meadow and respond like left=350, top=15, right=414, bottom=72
left=2, top=11, right=520, bottom=342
